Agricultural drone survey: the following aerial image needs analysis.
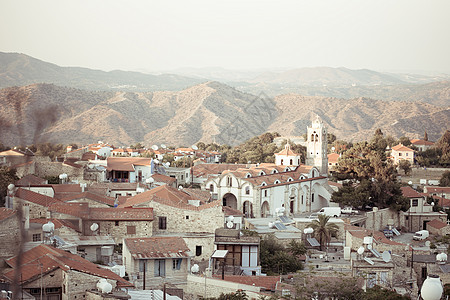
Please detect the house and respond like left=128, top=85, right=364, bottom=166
left=424, top=186, right=450, bottom=199
left=119, top=185, right=224, bottom=261
left=16, top=174, right=48, bottom=186
left=410, top=139, right=434, bottom=152
left=214, top=228, right=261, bottom=276
left=191, top=163, right=248, bottom=186
left=52, top=183, right=83, bottom=200
left=88, top=182, right=142, bottom=198
left=3, top=244, right=133, bottom=299
left=58, top=235, right=116, bottom=263
left=0, top=149, right=34, bottom=167
left=164, top=167, right=192, bottom=186
left=327, top=153, right=340, bottom=172
left=391, top=144, right=414, bottom=165
left=123, top=237, right=191, bottom=289
left=28, top=218, right=80, bottom=242
left=0, top=208, right=21, bottom=262
left=427, top=219, right=450, bottom=236
left=61, top=191, right=115, bottom=208
left=150, top=173, right=177, bottom=188
left=401, top=186, right=447, bottom=232
left=106, top=157, right=153, bottom=183
left=14, top=188, right=61, bottom=219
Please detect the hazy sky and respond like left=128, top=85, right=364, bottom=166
left=1, top=0, right=449, bottom=73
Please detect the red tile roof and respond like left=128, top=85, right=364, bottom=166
left=275, top=144, right=299, bottom=156
left=410, top=139, right=434, bottom=146
left=151, top=173, right=176, bottom=185
left=0, top=207, right=16, bottom=221
left=29, top=218, right=80, bottom=232
left=4, top=244, right=132, bottom=287
left=52, top=184, right=83, bottom=200
left=16, top=188, right=61, bottom=207
left=392, top=144, right=414, bottom=152
left=223, top=206, right=244, bottom=216
left=427, top=219, right=447, bottom=229
left=49, top=202, right=89, bottom=218
left=192, top=163, right=248, bottom=178
left=426, top=187, right=450, bottom=194
left=61, top=191, right=115, bottom=207
left=0, top=149, right=26, bottom=156
left=124, top=237, right=190, bottom=259
left=213, top=275, right=280, bottom=291
left=401, top=186, right=423, bottom=198
left=119, top=185, right=193, bottom=208
left=106, top=157, right=152, bottom=171
left=327, top=153, right=340, bottom=163
left=16, top=174, right=47, bottom=186
left=88, top=207, right=153, bottom=221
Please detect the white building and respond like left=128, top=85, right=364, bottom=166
left=306, top=116, right=328, bottom=175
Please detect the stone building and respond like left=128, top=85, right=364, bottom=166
left=3, top=244, right=133, bottom=300
left=122, top=236, right=191, bottom=289
left=305, top=116, right=328, bottom=175
left=0, top=208, right=21, bottom=264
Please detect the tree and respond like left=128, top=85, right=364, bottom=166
left=398, top=160, right=411, bottom=175
left=363, top=286, right=410, bottom=300
left=295, top=274, right=363, bottom=300
left=0, top=167, right=18, bottom=207
left=260, top=234, right=303, bottom=275
left=398, top=136, right=411, bottom=147
left=424, top=130, right=428, bottom=141
left=440, top=171, right=450, bottom=187
left=331, top=180, right=371, bottom=210
left=287, top=239, right=307, bottom=257
left=308, top=214, right=339, bottom=251
left=436, top=130, right=450, bottom=166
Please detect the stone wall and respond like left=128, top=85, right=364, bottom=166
left=148, top=201, right=224, bottom=235
left=185, top=274, right=262, bottom=299
left=182, top=234, right=215, bottom=262
left=23, top=269, right=63, bottom=298
left=365, top=208, right=403, bottom=231
left=35, top=161, right=84, bottom=181
left=84, top=220, right=153, bottom=244
left=0, top=213, right=21, bottom=264
left=63, top=269, right=117, bottom=300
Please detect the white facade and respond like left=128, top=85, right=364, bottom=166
left=274, top=143, right=301, bottom=166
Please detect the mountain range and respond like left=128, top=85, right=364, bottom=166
left=0, top=52, right=448, bottom=147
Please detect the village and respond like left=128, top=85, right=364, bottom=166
left=0, top=118, right=449, bottom=300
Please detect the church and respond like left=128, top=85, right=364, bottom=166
left=203, top=117, right=334, bottom=218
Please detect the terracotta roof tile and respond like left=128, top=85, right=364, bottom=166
left=61, top=191, right=115, bottom=207
left=5, top=244, right=132, bottom=287
left=327, top=153, right=340, bottom=163
left=401, top=186, right=423, bottom=198
left=410, top=139, right=434, bottom=146
left=124, top=237, right=190, bottom=259
left=392, top=144, right=414, bottom=152
left=0, top=207, right=16, bottom=221
left=275, top=144, right=299, bottom=156
left=16, top=174, right=47, bottom=186
left=426, top=187, right=450, bottom=194
left=106, top=157, right=152, bottom=171
left=151, top=173, right=176, bottom=184
left=427, top=219, right=447, bottom=229
left=48, top=202, right=89, bottom=218
left=119, top=185, right=193, bottom=208
left=16, top=188, right=61, bottom=207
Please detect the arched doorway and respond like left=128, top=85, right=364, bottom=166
left=222, top=193, right=237, bottom=210
left=243, top=201, right=253, bottom=218
left=261, top=201, right=270, bottom=217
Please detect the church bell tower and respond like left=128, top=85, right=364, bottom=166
left=306, top=116, right=328, bottom=175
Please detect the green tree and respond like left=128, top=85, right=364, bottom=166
left=308, top=214, right=339, bottom=251
left=363, top=285, right=410, bottom=300
left=331, top=180, right=371, bottom=210
left=260, top=234, right=303, bottom=275
left=295, top=274, right=363, bottom=300
left=398, top=160, right=411, bottom=175
left=398, top=136, right=411, bottom=146
left=436, top=130, right=450, bottom=166
left=0, top=167, right=18, bottom=207
left=287, top=239, right=307, bottom=257
left=440, top=171, right=450, bottom=187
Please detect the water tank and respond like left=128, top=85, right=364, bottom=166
left=191, top=264, right=200, bottom=273
left=42, top=221, right=55, bottom=233
left=363, top=236, right=373, bottom=245
left=97, top=279, right=112, bottom=293
left=101, top=246, right=114, bottom=256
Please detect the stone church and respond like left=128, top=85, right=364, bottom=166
left=204, top=117, right=334, bottom=218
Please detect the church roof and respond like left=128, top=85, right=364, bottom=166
left=275, top=144, right=299, bottom=156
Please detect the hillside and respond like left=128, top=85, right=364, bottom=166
left=0, top=52, right=205, bottom=91
left=0, top=82, right=448, bottom=147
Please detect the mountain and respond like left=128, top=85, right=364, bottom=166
left=0, top=52, right=205, bottom=91
left=0, top=82, right=448, bottom=147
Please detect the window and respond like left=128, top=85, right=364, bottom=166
left=399, top=153, right=402, bottom=156
left=159, top=216, right=167, bottom=230
left=139, top=260, right=147, bottom=272
left=264, top=190, right=268, bottom=197
left=406, top=153, right=408, bottom=156
left=245, top=186, right=250, bottom=195
left=412, top=199, right=418, bottom=207
left=301, top=195, right=304, bottom=204
left=32, top=233, right=41, bottom=242
left=154, top=259, right=165, bottom=277
left=186, top=215, right=189, bottom=220
left=290, top=159, right=293, bottom=165
left=196, top=245, right=202, bottom=256
left=227, top=176, right=232, bottom=187
left=181, top=174, right=184, bottom=180
left=281, top=159, right=284, bottom=165
left=115, top=221, right=119, bottom=226
left=209, top=184, right=214, bottom=192
left=127, top=225, right=136, bottom=235
left=173, top=258, right=182, bottom=270
left=311, top=193, right=315, bottom=203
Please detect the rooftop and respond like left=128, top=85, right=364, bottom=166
left=124, top=236, right=191, bottom=259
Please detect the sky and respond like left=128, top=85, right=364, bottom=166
left=1, top=0, right=449, bottom=74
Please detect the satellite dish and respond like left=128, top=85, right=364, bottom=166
left=145, top=177, right=154, bottom=184
left=151, top=145, right=159, bottom=151
left=425, top=241, right=431, bottom=247
left=408, top=181, right=413, bottom=185
left=161, top=144, right=167, bottom=149
left=178, top=185, right=183, bottom=190
left=154, top=159, right=159, bottom=164
left=357, top=246, right=365, bottom=255
left=191, top=264, right=199, bottom=273
left=303, top=227, right=314, bottom=234
left=268, top=222, right=274, bottom=229
left=382, top=251, right=392, bottom=263
left=227, top=216, right=234, bottom=223
left=367, top=244, right=372, bottom=250
left=192, top=145, right=198, bottom=151
left=90, top=223, right=99, bottom=231
left=42, top=221, right=55, bottom=233
left=7, top=184, right=15, bottom=191
left=331, top=147, right=336, bottom=151
left=226, top=222, right=234, bottom=229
